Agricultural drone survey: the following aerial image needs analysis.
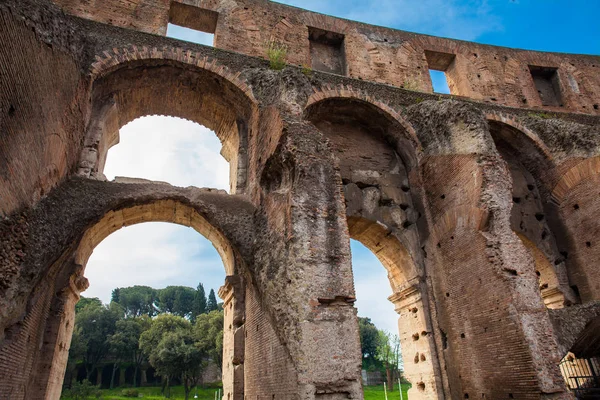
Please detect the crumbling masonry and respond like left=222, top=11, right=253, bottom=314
left=1, top=0, right=600, bottom=399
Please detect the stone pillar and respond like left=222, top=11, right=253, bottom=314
left=29, top=265, right=89, bottom=400
left=218, top=275, right=245, bottom=400
left=389, top=281, right=442, bottom=399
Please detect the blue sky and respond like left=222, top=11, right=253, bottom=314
left=84, top=1, right=599, bottom=338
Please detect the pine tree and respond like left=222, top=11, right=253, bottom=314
left=207, top=289, right=218, bottom=312
left=192, top=283, right=207, bottom=320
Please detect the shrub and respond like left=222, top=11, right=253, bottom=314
left=63, top=380, right=100, bottom=400
left=120, top=388, right=139, bottom=397
left=265, top=39, right=288, bottom=70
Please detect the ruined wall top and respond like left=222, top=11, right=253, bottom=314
left=52, top=0, right=600, bottom=115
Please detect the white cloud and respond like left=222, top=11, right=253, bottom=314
left=84, top=222, right=227, bottom=303
left=104, top=116, right=230, bottom=191
left=85, top=117, right=230, bottom=303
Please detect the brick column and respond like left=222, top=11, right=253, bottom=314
left=219, top=275, right=246, bottom=400
left=30, top=266, right=89, bottom=400
left=390, top=281, right=443, bottom=399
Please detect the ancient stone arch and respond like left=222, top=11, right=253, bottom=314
left=2, top=0, right=600, bottom=399
left=79, top=56, right=256, bottom=193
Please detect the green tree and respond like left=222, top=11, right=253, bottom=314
left=157, top=286, right=196, bottom=318
left=75, top=296, right=102, bottom=313
left=206, top=289, right=218, bottom=312
left=358, top=317, right=381, bottom=370
left=194, top=310, right=224, bottom=369
left=108, top=316, right=150, bottom=388
left=139, top=314, right=193, bottom=397
left=76, top=302, right=122, bottom=381
left=376, top=331, right=402, bottom=391
left=113, top=286, right=157, bottom=317
left=191, top=283, right=207, bottom=321
left=151, top=329, right=206, bottom=400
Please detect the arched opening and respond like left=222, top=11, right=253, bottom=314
left=31, top=197, right=249, bottom=400
left=79, top=59, right=254, bottom=194
left=305, top=97, right=442, bottom=398
left=103, top=116, right=230, bottom=190
left=63, top=221, right=227, bottom=393
left=349, top=218, right=438, bottom=398
left=488, top=119, right=576, bottom=308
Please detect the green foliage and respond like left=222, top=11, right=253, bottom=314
left=528, top=112, right=554, bottom=119
left=206, top=289, right=218, bottom=312
left=301, top=66, right=312, bottom=76
left=141, top=315, right=205, bottom=400
left=358, top=317, right=380, bottom=361
left=75, top=301, right=122, bottom=379
left=67, top=282, right=222, bottom=393
left=192, top=283, right=207, bottom=321
left=194, top=310, right=224, bottom=369
left=75, top=296, right=103, bottom=313
left=112, top=285, right=158, bottom=317
left=62, top=379, right=100, bottom=400
left=265, top=39, right=287, bottom=70
left=157, top=286, right=196, bottom=317
left=120, top=388, right=140, bottom=397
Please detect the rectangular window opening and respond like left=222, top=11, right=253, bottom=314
left=424, top=50, right=456, bottom=94
left=167, top=2, right=218, bottom=46
left=308, top=27, right=346, bottom=76
left=529, top=65, right=563, bottom=107
left=429, top=69, right=451, bottom=94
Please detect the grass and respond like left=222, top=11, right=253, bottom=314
left=61, top=385, right=219, bottom=400
left=62, top=384, right=411, bottom=399
left=265, top=39, right=288, bottom=70
left=364, top=384, right=411, bottom=400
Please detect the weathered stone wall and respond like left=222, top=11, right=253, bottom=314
left=49, top=0, right=600, bottom=115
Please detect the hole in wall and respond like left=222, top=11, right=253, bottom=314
left=429, top=69, right=451, bottom=94
left=573, top=204, right=580, bottom=210
left=535, top=213, right=545, bottom=221
left=528, top=65, right=563, bottom=107
left=586, top=241, right=592, bottom=248
left=167, top=3, right=217, bottom=45
left=441, top=329, right=448, bottom=349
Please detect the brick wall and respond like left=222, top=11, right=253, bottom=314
left=0, top=7, right=85, bottom=216
left=243, top=283, right=299, bottom=399
left=0, top=278, right=55, bottom=398
left=431, top=225, right=542, bottom=398
left=49, top=0, right=600, bottom=115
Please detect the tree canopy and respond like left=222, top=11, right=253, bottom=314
left=67, top=281, right=222, bottom=394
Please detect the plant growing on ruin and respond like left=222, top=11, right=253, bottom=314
left=301, top=65, right=313, bottom=76
left=266, top=39, right=288, bottom=70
